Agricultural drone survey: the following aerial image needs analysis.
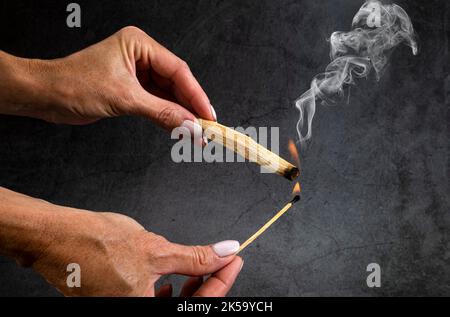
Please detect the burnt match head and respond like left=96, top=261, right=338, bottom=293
left=290, top=195, right=301, bottom=204
left=284, top=166, right=300, bottom=181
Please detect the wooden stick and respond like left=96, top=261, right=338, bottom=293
left=237, top=196, right=300, bottom=254
left=198, top=119, right=299, bottom=181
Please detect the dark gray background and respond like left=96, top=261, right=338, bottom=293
left=0, top=0, right=448, bottom=296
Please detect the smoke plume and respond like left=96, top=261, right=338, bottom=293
left=295, top=0, right=418, bottom=145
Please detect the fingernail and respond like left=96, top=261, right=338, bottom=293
left=181, top=120, right=202, bottom=136
left=212, top=240, right=240, bottom=257
left=210, top=104, right=217, bottom=121
left=240, top=260, right=244, bottom=272
left=181, top=120, right=203, bottom=146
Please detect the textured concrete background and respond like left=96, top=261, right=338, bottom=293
left=0, top=0, right=448, bottom=296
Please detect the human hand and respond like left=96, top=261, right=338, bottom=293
left=28, top=209, right=241, bottom=297
left=0, top=187, right=241, bottom=297
left=0, top=27, right=215, bottom=141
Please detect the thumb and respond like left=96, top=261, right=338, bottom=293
left=130, top=87, right=204, bottom=145
left=156, top=240, right=240, bottom=276
left=131, top=87, right=197, bottom=131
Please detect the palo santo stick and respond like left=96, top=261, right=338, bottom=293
left=198, top=119, right=299, bottom=181
left=237, top=195, right=300, bottom=254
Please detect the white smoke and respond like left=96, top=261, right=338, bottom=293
left=295, top=0, right=418, bottom=145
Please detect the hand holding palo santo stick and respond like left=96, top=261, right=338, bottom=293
left=198, top=119, right=299, bottom=181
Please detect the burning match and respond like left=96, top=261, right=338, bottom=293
left=237, top=183, right=301, bottom=254
left=199, top=119, right=299, bottom=181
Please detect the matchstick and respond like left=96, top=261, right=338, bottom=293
left=237, top=195, right=300, bottom=254
left=198, top=119, right=299, bottom=181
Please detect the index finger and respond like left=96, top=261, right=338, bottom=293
left=193, top=257, right=243, bottom=297
left=147, top=38, right=215, bottom=121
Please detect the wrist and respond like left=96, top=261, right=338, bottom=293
left=0, top=187, right=71, bottom=266
left=0, top=51, right=67, bottom=121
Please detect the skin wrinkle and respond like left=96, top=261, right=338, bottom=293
left=122, top=30, right=139, bottom=76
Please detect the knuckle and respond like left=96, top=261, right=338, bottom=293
left=144, top=233, right=170, bottom=260
left=149, top=233, right=169, bottom=245
left=119, top=25, right=144, bottom=36
left=192, top=246, right=213, bottom=267
left=213, top=276, right=229, bottom=290
left=179, top=60, right=190, bottom=72
left=156, top=106, right=178, bottom=129
left=117, top=26, right=153, bottom=45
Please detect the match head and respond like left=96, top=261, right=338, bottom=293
left=291, top=195, right=301, bottom=204
left=284, top=166, right=300, bottom=181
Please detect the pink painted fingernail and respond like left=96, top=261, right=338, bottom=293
left=181, top=120, right=203, bottom=146
left=210, top=104, right=217, bottom=121
left=212, top=240, right=240, bottom=257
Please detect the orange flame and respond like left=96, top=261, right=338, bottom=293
left=292, top=182, right=301, bottom=195
left=288, top=139, right=300, bottom=166
left=288, top=140, right=301, bottom=196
